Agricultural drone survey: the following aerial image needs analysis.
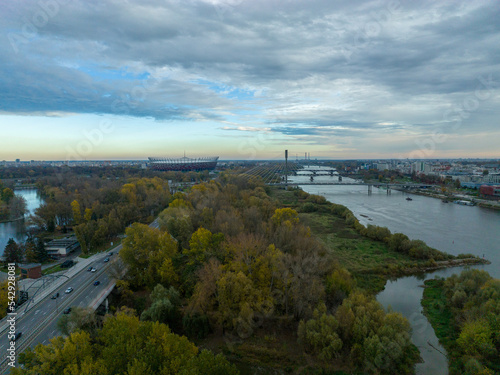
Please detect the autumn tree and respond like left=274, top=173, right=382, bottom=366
left=120, top=223, right=178, bottom=289
left=184, top=227, right=224, bottom=269
left=1, top=187, right=14, bottom=203
left=71, top=200, right=82, bottom=224
left=14, top=312, right=238, bottom=375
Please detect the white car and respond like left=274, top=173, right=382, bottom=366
left=91, top=268, right=96, bottom=272
left=65, top=287, right=73, bottom=294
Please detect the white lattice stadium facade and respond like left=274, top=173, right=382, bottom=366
left=148, top=156, right=219, bottom=171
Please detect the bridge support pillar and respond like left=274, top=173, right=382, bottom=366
left=387, top=185, right=391, bottom=195
left=368, top=185, right=372, bottom=195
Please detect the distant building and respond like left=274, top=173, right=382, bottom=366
left=412, top=161, right=431, bottom=174
left=19, top=263, right=42, bottom=279
left=375, top=163, right=390, bottom=171
left=45, top=236, right=80, bottom=258
left=148, top=156, right=219, bottom=171
left=480, top=185, right=500, bottom=199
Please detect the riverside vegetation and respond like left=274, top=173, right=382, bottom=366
left=11, top=172, right=485, bottom=374
left=422, top=270, right=499, bottom=375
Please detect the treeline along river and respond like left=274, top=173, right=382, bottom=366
left=292, top=169, right=500, bottom=375
left=0, top=189, right=43, bottom=257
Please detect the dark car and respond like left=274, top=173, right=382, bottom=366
left=87, top=266, right=93, bottom=272
left=14, top=332, right=22, bottom=341
left=51, top=292, right=60, bottom=299
left=104, top=258, right=109, bottom=263
left=94, top=280, right=100, bottom=286
left=63, top=307, right=72, bottom=314
left=108, top=252, right=113, bottom=256
left=61, top=260, right=74, bottom=268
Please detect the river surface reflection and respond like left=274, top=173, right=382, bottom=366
left=0, top=189, right=43, bottom=256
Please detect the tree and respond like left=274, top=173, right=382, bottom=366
left=9, top=195, right=27, bottom=220
left=57, top=307, right=101, bottom=337
left=1, top=188, right=14, bottom=203
left=71, top=200, right=82, bottom=225
left=120, top=223, right=178, bottom=288
left=298, top=304, right=343, bottom=360
left=3, top=238, right=23, bottom=264
left=270, top=208, right=299, bottom=227
left=140, top=284, right=180, bottom=326
left=15, top=312, right=238, bottom=375
left=184, top=227, right=224, bottom=268
left=457, top=319, right=496, bottom=358
left=35, top=239, right=49, bottom=263
left=23, top=236, right=38, bottom=263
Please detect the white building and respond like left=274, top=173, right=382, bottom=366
left=45, top=237, right=80, bottom=258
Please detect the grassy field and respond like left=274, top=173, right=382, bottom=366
left=421, top=278, right=456, bottom=348
left=42, top=263, right=66, bottom=275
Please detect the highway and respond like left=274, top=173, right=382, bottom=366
left=0, top=250, right=118, bottom=373
left=0, top=219, right=159, bottom=373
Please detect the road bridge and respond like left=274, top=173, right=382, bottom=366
left=272, top=181, right=434, bottom=194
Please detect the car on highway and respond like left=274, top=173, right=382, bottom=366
left=104, top=258, right=109, bottom=262
left=87, top=266, right=93, bottom=272
left=65, top=287, right=73, bottom=294
left=94, top=280, right=100, bottom=286
left=91, top=268, right=96, bottom=272
left=108, top=252, right=114, bottom=256
left=63, top=307, right=72, bottom=314
left=51, top=293, right=60, bottom=299
left=14, top=332, right=22, bottom=341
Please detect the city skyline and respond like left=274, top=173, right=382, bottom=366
left=1, top=0, right=500, bottom=160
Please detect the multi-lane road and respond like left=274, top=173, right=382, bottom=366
left=0, top=219, right=159, bottom=373
left=0, top=251, right=118, bottom=373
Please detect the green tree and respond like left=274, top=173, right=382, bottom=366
left=35, top=239, right=49, bottom=263
left=298, top=304, right=343, bottom=360
left=57, top=307, right=101, bottom=337
left=1, top=188, right=14, bottom=203
left=3, top=238, right=23, bottom=264
left=140, top=284, right=180, bottom=326
left=23, top=236, right=38, bottom=263
left=457, top=319, right=496, bottom=357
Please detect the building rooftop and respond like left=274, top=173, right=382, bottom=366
left=18, top=263, right=42, bottom=269
left=46, top=237, right=78, bottom=247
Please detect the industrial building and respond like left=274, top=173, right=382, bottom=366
left=45, top=236, right=80, bottom=258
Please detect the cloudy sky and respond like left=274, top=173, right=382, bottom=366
left=1, top=0, right=499, bottom=160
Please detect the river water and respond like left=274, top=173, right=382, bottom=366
left=292, top=168, right=500, bottom=375
left=0, top=189, right=43, bottom=257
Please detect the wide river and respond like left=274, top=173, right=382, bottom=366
left=292, top=169, right=500, bottom=375
left=0, top=189, right=43, bottom=257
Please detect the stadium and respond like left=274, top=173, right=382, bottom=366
left=148, top=156, right=219, bottom=171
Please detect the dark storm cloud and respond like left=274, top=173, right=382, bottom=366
left=1, top=0, right=499, bottom=145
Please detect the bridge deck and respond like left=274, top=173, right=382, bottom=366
left=270, top=182, right=433, bottom=187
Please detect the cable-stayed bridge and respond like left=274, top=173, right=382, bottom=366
left=238, top=161, right=433, bottom=194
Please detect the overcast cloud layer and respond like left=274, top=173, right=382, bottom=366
left=1, top=0, right=499, bottom=159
